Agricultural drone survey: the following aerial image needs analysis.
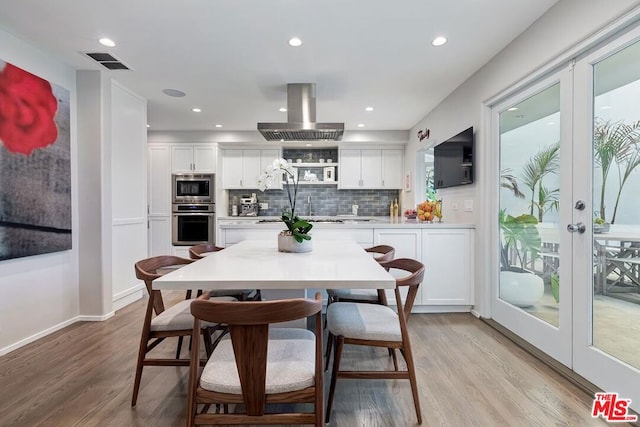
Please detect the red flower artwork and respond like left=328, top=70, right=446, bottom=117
left=0, top=63, right=58, bottom=155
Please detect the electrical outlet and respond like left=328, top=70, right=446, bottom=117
left=452, top=202, right=459, bottom=210
left=260, top=203, right=268, bottom=210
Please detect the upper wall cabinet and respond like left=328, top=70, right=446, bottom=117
left=222, top=148, right=281, bottom=189
left=171, top=144, right=216, bottom=173
left=338, top=148, right=403, bottom=189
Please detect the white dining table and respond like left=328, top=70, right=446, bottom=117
left=153, top=239, right=396, bottom=292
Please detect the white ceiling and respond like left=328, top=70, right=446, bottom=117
left=0, top=0, right=558, bottom=133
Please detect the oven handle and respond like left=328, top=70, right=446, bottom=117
left=173, top=213, right=215, bottom=216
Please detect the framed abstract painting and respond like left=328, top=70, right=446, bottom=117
left=0, top=60, right=71, bottom=260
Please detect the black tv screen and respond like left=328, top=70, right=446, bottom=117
left=433, top=126, right=474, bottom=189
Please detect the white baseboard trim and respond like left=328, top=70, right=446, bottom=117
left=0, top=316, right=78, bottom=357
left=112, top=283, right=144, bottom=312
left=470, top=309, right=482, bottom=318
left=411, top=305, right=472, bottom=314
left=77, top=312, right=115, bottom=322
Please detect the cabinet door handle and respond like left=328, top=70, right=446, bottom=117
left=240, top=179, right=243, bottom=187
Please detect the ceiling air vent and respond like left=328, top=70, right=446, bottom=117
left=83, top=52, right=131, bottom=70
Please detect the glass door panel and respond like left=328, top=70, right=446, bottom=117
left=499, top=83, right=562, bottom=327
left=591, top=38, right=640, bottom=371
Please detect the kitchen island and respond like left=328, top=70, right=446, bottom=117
left=218, top=216, right=475, bottom=312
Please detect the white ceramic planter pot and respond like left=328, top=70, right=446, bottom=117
left=499, top=270, right=544, bottom=307
left=277, top=231, right=312, bottom=253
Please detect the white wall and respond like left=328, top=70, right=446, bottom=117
left=0, top=28, right=79, bottom=354
left=403, top=0, right=640, bottom=316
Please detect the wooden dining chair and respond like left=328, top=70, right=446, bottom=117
left=188, top=243, right=225, bottom=260
left=324, top=258, right=425, bottom=424
left=326, top=245, right=395, bottom=306
left=187, top=244, right=262, bottom=302
left=132, top=256, right=236, bottom=407
left=187, top=293, right=324, bottom=426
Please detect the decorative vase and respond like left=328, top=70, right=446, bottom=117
left=277, top=231, right=312, bottom=253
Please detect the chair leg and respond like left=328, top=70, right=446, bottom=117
left=325, top=336, right=344, bottom=424
left=402, top=343, right=423, bottom=424
left=176, top=336, right=184, bottom=359
left=131, top=335, right=149, bottom=407
left=391, top=348, right=399, bottom=371
left=324, top=331, right=334, bottom=371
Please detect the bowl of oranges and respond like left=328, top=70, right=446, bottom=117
left=417, top=200, right=442, bottom=223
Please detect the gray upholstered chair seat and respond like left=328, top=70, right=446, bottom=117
left=207, top=289, right=254, bottom=297
left=150, top=296, right=236, bottom=331
left=326, top=302, right=401, bottom=342
left=200, top=328, right=316, bottom=394
left=326, top=288, right=379, bottom=301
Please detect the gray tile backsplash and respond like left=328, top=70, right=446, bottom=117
left=228, top=188, right=400, bottom=217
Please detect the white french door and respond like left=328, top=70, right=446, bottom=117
left=491, top=68, right=574, bottom=367
left=572, top=25, right=640, bottom=412
left=491, top=22, right=640, bottom=413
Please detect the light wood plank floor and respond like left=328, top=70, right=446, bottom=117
left=0, top=292, right=617, bottom=426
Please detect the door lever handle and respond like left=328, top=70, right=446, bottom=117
left=567, top=222, right=586, bottom=233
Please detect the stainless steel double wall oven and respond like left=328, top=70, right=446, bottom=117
left=172, top=173, right=215, bottom=245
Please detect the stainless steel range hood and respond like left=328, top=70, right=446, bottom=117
left=258, top=83, right=344, bottom=141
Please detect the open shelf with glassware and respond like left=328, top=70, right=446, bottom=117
left=287, top=163, right=339, bottom=185
left=282, top=148, right=339, bottom=185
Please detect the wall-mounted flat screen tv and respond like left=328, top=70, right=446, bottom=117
left=433, top=126, right=474, bottom=189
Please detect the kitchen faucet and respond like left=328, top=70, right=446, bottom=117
left=307, top=195, right=314, bottom=216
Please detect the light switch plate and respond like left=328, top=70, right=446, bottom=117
left=464, top=199, right=473, bottom=212
left=260, top=203, right=268, bottom=209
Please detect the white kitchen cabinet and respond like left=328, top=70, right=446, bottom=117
left=338, top=148, right=403, bottom=189
left=147, top=145, right=171, bottom=257
left=171, top=144, right=216, bottom=173
left=374, top=228, right=422, bottom=305
left=381, top=149, right=403, bottom=189
left=148, top=144, right=171, bottom=216
left=148, top=216, right=171, bottom=256
left=222, top=148, right=281, bottom=189
left=421, top=228, right=474, bottom=305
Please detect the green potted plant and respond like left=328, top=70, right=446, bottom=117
left=258, top=159, right=313, bottom=252
left=499, top=210, right=544, bottom=307
left=594, top=118, right=640, bottom=224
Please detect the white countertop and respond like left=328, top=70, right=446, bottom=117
left=218, top=216, right=474, bottom=229
left=154, top=239, right=396, bottom=290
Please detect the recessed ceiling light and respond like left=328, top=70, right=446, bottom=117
left=357, top=123, right=365, bottom=128
left=146, top=124, right=150, bottom=128
left=215, top=124, right=222, bottom=128
left=365, top=107, right=374, bottom=112
left=432, top=36, right=447, bottom=47
left=305, top=143, right=312, bottom=147
left=162, top=88, right=186, bottom=97
left=547, top=122, right=555, bottom=126
left=600, top=105, right=612, bottom=110
left=507, top=107, right=518, bottom=111
left=192, top=108, right=202, bottom=113
left=279, top=107, right=287, bottom=112
left=99, top=38, right=116, bottom=47
left=288, top=37, right=302, bottom=47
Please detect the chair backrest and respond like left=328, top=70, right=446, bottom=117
left=365, top=245, right=395, bottom=265
left=379, top=258, right=425, bottom=321
left=188, top=243, right=224, bottom=260
left=190, top=293, right=323, bottom=415
left=134, top=255, right=193, bottom=314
